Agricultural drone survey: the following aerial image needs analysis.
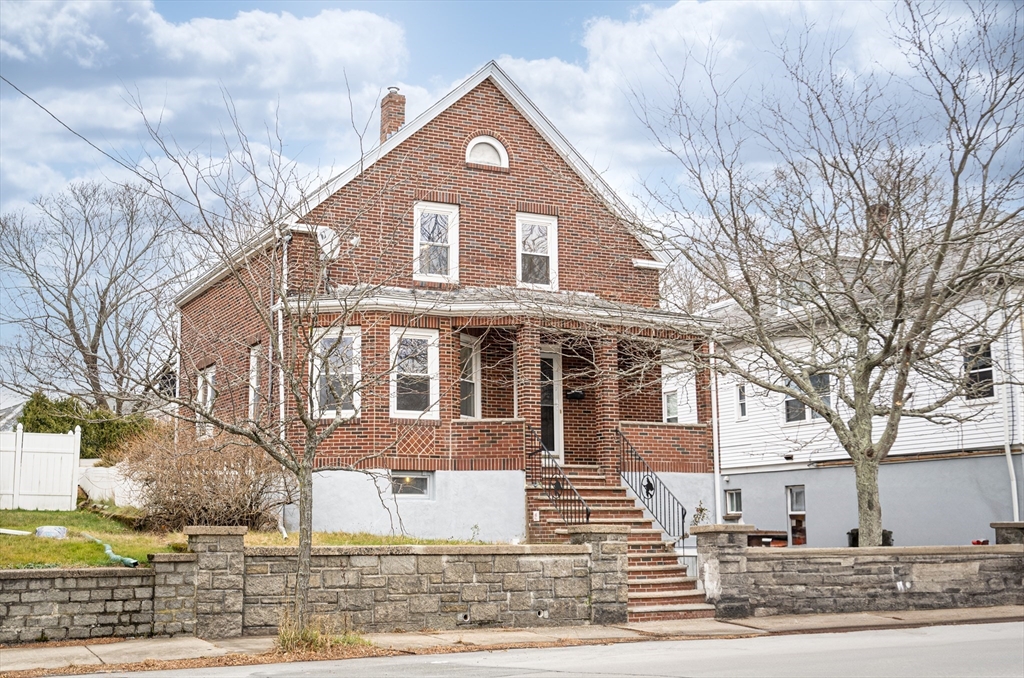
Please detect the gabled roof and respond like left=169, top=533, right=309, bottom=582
left=286, top=61, right=667, bottom=264
left=176, top=61, right=667, bottom=308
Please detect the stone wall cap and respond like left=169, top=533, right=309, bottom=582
left=244, top=544, right=590, bottom=557
left=0, top=567, right=156, bottom=579
left=183, top=526, right=249, bottom=536
left=745, top=544, right=1024, bottom=558
left=690, top=524, right=753, bottom=534
left=147, top=553, right=197, bottom=563
left=990, top=522, right=1024, bottom=528
left=565, top=525, right=632, bottom=535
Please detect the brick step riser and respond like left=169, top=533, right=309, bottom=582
left=629, top=595, right=705, bottom=607
left=627, top=609, right=716, bottom=622
left=628, top=584, right=699, bottom=595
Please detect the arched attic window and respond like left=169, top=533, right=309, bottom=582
left=465, top=136, right=509, bottom=168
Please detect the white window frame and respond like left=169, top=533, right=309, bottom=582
left=783, top=375, right=830, bottom=424
left=736, top=383, right=747, bottom=421
left=459, top=335, right=482, bottom=419
left=663, top=389, right=679, bottom=423
left=312, top=327, right=362, bottom=420
left=390, top=470, right=434, bottom=499
left=248, top=345, right=261, bottom=420
left=196, top=365, right=216, bottom=438
left=390, top=327, right=440, bottom=420
left=465, top=135, right=509, bottom=168
left=787, top=485, right=807, bottom=546
left=963, top=342, right=996, bottom=401
left=413, top=202, right=459, bottom=283
left=516, top=212, right=558, bottom=291
left=725, top=489, right=742, bottom=515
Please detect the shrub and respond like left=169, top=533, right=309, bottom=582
left=19, top=391, right=151, bottom=459
left=119, top=424, right=293, bottom=531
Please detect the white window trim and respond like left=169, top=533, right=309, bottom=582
left=725, top=488, right=742, bottom=515
left=312, top=327, right=362, bottom=420
left=465, top=135, right=509, bottom=168
left=663, top=389, right=679, bottom=423
left=516, top=212, right=558, bottom=291
left=390, top=470, right=434, bottom=500
left=390, top=327, right=440, bottom=420
left=963, top=341, right=997, bottom=403
left=413, top=201, right=459, bottom=283
left=736, top=383, right=748, bottom=421
left=248, top=345, right=261, bottom=420
left=196, top=365, right=216, bottom=438
left=782, top=376, right=830, bottom=425
left=459, top=335, right=482, bottom=419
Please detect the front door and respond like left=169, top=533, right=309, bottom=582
left=539, top=349, right=563, bottom=463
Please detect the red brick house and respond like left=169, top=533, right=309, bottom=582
left=175, top=62, right=715, bottom=620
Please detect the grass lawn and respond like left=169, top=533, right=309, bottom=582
left=1, top=509, right=484, bottom=569
left=0, top=509, right=180, bottom=569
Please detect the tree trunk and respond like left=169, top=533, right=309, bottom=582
left=294, top=462, right=313, bottom=626
left=853, top=458, right=883, bottom=547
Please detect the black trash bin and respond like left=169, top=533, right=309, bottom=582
left=847, top=529, right=893, bottom=547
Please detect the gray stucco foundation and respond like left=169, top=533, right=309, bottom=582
left=722, top=453, right=1024, bottom=547
left=285, top=469, right=527, bottom=543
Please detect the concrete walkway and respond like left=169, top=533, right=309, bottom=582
left=1, top=606, right=1021, bottom=674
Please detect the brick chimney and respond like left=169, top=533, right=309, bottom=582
left=380, top=86, right=405, bottom=144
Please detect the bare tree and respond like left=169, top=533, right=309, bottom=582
left=637, top=0, right=1024, bottom=545
left=134, top=97, right=465, bottom=625
left=0, top=182, right=180, bottom=415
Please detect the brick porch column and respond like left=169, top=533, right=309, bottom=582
left=594, top=336, right=620, bottom=483
left=515, top=324, right=542, bottom=435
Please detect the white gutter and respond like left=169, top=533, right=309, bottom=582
left=710, top=341, right=723, bottom=523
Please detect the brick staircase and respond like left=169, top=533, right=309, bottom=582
left=527, top=463, right=714, bottom=622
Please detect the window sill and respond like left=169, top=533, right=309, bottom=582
left=391, top=416, right=441, bottom=427
left=516, top=281, right=557, bottom=292
left=413, top=273, right=458, bottom=285
left=465, top=162, right=510, bottom=173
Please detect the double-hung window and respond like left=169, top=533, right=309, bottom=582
left=963, top=343, right=995, bottom=400
left=736, top=383, right=748, bottom=420
left=516, top=213, right=558, bottom=289
left=460, top=335, right=481, bottom=419
left=196, top=365, right=216, bottom=438
left=413, top=202, right=459, bottom=282
left=313, top=328, right=361, bottom=418
left=784, top=374, right=830, bottom=423
left=391, top=327, right=440, bottom=419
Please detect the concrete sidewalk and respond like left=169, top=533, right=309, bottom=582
left=2, top=605, right=1021, bottom=675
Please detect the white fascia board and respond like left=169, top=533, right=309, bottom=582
left=633, top=258, right=668, bottom=270
left=174, top=226, right=279, bottom=308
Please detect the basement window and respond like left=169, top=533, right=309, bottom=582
left=788, top=485, right=807, bottom=546
left=391, top=471, right=432, bottom=498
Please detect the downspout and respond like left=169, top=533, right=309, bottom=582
left=710, top=341, right=723, bottom=523
left=277, top=230, right=290, bottom=537
left=1001, top=305, right=1020, bottom=521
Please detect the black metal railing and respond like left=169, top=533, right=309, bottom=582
left=617, top=430, right=688, bottom=545
left=525, top=426, right=591, bottom=525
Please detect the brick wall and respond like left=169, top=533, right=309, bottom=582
left=693, top=524, right=1024, bottom=618
left=618, top=421, right=714, bottom=473
left=0, top=568, right=155, bottom=643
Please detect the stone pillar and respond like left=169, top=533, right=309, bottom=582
left=594, top=336, right=620, bottom=483
left=185, top=526, right=247, bottom=638
left=568, top=524, right=629, bottom=624
left=691, top=524, right=752, bottom=619
left=150, top=553, right=197, bottom=637
left=991, top=522, right=1024, bottom=545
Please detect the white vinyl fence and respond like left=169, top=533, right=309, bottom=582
left=0, top=424, right=81, bottom=510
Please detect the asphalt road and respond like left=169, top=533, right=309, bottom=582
left=67, top=622, right=1024, bottom=678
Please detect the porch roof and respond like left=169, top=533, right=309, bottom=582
left=299, top=285, right=714, bottom=333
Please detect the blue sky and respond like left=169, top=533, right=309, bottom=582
left=0, top=0, right=908, bottom=214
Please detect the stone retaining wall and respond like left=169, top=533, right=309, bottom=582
left=693, top=524, right=1024, bottom=618
left=0, top=568, right=155, bottom=643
